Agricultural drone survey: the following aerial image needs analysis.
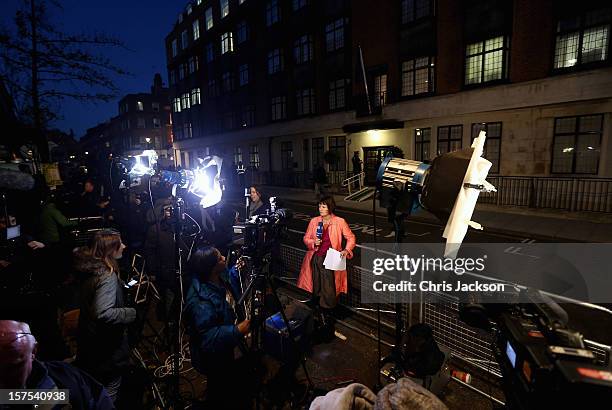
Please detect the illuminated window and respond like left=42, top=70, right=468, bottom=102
left=401, top=57, right=435, bottom=96
left=191, top=88, right=201, bottom=105
left=437, top=125, right=462, bottom=155
left=552, top=115, right=602, bottom=174
left=414, top=128, right=431, bottom=161
left=249, top=144, right=260, bottom=168
left=205, top=8, right=213, bottom=30
left=554, top=7, right=610, bottom=69
left=221, top=32, right=233, bottom=54
left=136, top=101, right=144, bottom=111
left=465, top=36, right=509, bottom=85
left=221, top=0, right=229, bottom=18
left=373, top=74, right=387, bottom=107
left=471, top=122, right=501, bottom=173
left=193, top=20, right=200, bottom=40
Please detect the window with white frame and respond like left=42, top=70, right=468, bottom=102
left=296, top=88, right=315, bottom=116
left=171, top=39, right=178, bottom=57
left=414, top=128, right=431, bottom=162
left=224, top=112, right=235, bottom=130
left=197, top=0, right=202, bottom=5
left=373, top=74, right=387, bottom=107
left=294, top=34, right=313, bottom=64
left=401, top=56, right=435, bottom=96
left=465, top=36, right=509, bottom=85
left=554, top=7, right=610, bottom=69
left=267, top=48, right=283, bottom=74
left=551, top=115, right=603, bottom=174
left=193, top=20, right=200, bottom=40
left=169, top=70, right=176, bottom=85
left=249, top=144, right=260, bottom=168
left=205, top=8, right=213, bottom=30
left=152, top=102, right=160, bottom=112
left=153, top=117, right=161, bottom=129
left=137, top=117, right=146, bottom=129
left=237, top=21, right=249, bottom=44
left=325, top=18, right=345, bottom=52
left=239, top=64, right=249, bottom=86
left=270, top=96, right=286, bottom=121
left=401, top=0, right=433, bottom=24
left=186, top=4, right=192, bottom=15
left=471, top=122, right=501, bottom=173
left=137, top=101, right=144, bottom=111
left=221, top=32, right=234, bottom=54
left=191, top=88, right=201, bottom=105
left=173, top=97, right=181, bottom=113
left=329, top=79, right=346, bottom=110
left=205, top=43, right=214, bottom=62
left=437, top=125, right=462, bottom=155
left=221, top=0, right=229, bottom=18
left=293, top=0, right=308, bottom=11
left=281, top=141, right=293, bottom=170
left=181, top=92, right=191, bottom=110
left=179, top=64, right=185, bottom=80
left=266, top=0, right=280, bottom=26
left=312, top=137, right=324, bottom=166
left=178, top=13, right=183, bottom=24
left=181, top=30, right=189, bottom=49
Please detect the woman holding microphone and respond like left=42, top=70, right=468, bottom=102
left=298, top=196, right=356, bottom=337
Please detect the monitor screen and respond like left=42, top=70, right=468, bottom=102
left=506, top=341, right=517, bottom=368
left=6, top=225, right=20, bottom=240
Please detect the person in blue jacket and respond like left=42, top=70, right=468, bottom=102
left=184, top=246, right=251, bottom=409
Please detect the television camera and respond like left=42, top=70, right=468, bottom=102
left=460, top=288, right=612, bottom=409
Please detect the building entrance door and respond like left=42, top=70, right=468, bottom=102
left=363, top=146, right=393, bottom=185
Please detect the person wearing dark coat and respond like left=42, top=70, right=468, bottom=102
left=0, top=319, right=114, bottom=410
left=246, top=185, right=270, bottom=219
left=184, top=246, right=252, bottom=409
left=73, top=229, right=135, bottom=403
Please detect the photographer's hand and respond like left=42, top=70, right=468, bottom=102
left=237, top=319, right=250, bottom=335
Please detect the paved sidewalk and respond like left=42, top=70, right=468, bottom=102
left=245, top=185, right=612, bottom=242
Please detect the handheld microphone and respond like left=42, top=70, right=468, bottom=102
left=316, top=222, right=323, bottom=248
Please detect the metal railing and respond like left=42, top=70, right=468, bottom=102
left=277, top=240, right=611, bottom=379
left=342, top=172, right=365, bottom=195
left=480, top=176, right=612, bottom=212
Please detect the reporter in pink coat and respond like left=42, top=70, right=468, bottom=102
left=297, top=196, right=356, bottom=310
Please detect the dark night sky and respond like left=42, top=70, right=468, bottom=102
left=3, top=0, right=182, bottom=139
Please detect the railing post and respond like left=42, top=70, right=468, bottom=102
left=528, top=178, right=535, bottom=208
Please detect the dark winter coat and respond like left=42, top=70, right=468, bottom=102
left=184, top=266, right=243, bottom=375
left=27, top=359, right=114, bottom=409
left=73, top=247, right=136, bottom=384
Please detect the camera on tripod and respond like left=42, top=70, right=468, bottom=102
left=234, top=198, right=292, bottom=261
left=459, top=288, right=612, bottom=409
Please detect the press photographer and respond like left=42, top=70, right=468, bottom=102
left=184, top=246, right=253, bottom=409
